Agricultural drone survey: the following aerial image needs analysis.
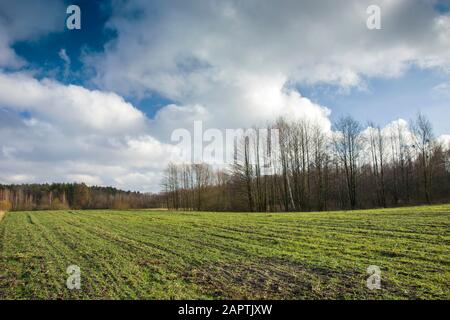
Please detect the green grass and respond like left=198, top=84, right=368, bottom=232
left=0, top=205, right=449, bottom=300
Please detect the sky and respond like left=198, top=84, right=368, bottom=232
left=0, top=0, right=449, bottom=192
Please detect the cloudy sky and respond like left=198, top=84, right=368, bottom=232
left=0, top=0, right=449, bottom=192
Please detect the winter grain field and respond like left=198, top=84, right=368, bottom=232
left=0, top=205, right=449, bottom=299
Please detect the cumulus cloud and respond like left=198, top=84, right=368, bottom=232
left=438, top=134, right=450, bottom=149
left=0, top=72, right=182, bottom=191
left=363, top=118, right=450, bottom=163
left=0, top=0, right=64, bottom=68
left=1, top=0, right=450, bottom=192
left=0, top=72, right=147, bottom=134
left=94, top=0, right=450, bottom=94
left=149, top=73, right=332, bottom=142
left=84, top=0, right=450, bottom=142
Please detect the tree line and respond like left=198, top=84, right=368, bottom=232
left=162, top=114, right=450, bottom=212
left=1, top=114, right=448, bottom=213
left=0, top=183, right=161, bottom=211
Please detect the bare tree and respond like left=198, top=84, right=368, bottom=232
left=333, top=116, right=363, bottom=209
left=411, top=113, right=434, bottom=204
left=367, top=123, right=386, bottom=207
left=159, top=115, right=449, bottom=212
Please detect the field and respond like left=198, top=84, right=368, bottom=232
left=0, top=205, right=449, bottom=300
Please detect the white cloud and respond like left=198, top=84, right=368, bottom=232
left=1, top=0, right=450, bottom=192
left=58, top=49, right=70, bottom=65
left=0, top=72, right=182, bottom=191
left=146, top=71, right=332, bottom=144
left=58, top=48, right=71, bottom=77
left=432, top=82, right=450, bottom=98
left=0, top=0, right=64, bottom=68
left=363, top=119, right=450, bottom=160
left=92, top=0, right=450, bottom=93
left=438, top=134, right=450, bottom=150
left=0, top=72, right=147, bottom=135
left=85, top=0, right=450, bottom=141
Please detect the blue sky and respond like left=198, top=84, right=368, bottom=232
left=11, top=0, right=174, bottom=117
left=12, top=0, right=114, bottom=85
left=7, top=0, right=450, bottom=135
left=299, top=66, right=450, bottom=135
left=0, top=0, right=449, bottom=191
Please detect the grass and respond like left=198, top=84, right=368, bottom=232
left=0, top=205, right=449, bottom=300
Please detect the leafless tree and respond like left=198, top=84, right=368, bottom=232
left=333, top=116, right=363, bottom=209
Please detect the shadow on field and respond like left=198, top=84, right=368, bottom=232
left=182, top=257, right=406, bottom=300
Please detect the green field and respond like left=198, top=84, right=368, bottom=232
left=0, top=205, right=449, bottom=300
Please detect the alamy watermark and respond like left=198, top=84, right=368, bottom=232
left=171, top=121, right=280, bottom=165
left=367, top=5, right=381, bottom=30
left=63, top=5, right=379, bottom=32
left=66, top=5, right=81, bottom=30
left=366, top=265, right=381, bottom=290
left=66, top=264, right=81, bottom=290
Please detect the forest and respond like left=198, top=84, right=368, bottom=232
left=161, top=114, right=450, bottom=212
left=1, top=113, right=449, bottom=213
left=0, top=183, right=161, bottom=211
